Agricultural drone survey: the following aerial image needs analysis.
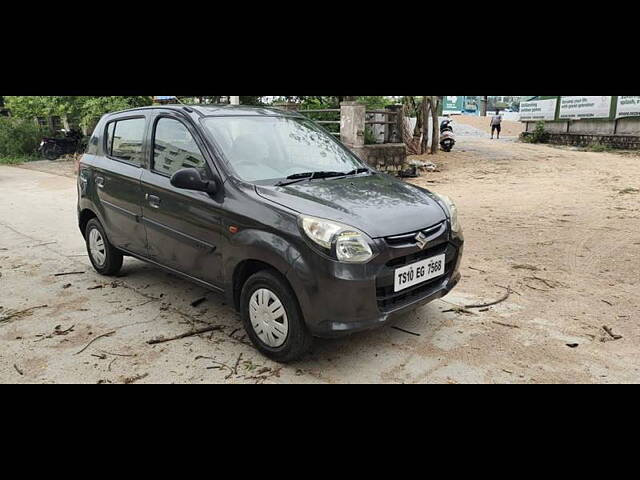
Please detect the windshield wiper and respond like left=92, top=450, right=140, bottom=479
left=275, top=171, right=347, bottom=186
left=344, top=167, right=375, bottom=176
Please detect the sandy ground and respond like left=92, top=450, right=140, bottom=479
left=449, top=114, right=524, bottom=137
left=1, top=140, right=639, bottom=384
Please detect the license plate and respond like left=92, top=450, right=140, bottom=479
left=394, top=253, right=445, bottom=292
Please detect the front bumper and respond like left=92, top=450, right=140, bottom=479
left=287, top=222, right=464, bottom=338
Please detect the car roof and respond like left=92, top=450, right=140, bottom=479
left=106, top=104, right=303, bottom=119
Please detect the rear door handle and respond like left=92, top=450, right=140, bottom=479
left=95, top=176, right=105, bottom=188
left=145, top=193, right=161, bottom=208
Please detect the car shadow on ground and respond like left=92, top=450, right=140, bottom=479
left=112, top=257, right=456, bottom=371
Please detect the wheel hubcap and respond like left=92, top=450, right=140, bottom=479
left=249, top=288, right=288, bottom=347
left=89, top=228, right=106, bottom=266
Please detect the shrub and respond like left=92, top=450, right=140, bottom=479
left=531, top=121, right=549, bottom=143
left=521, top=121, right=549, bottom=143
left=586, top=142, right=610, bottom=152
left=0, top=117, right=43, bottom=158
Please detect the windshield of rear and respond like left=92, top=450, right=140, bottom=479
left=201, top=116, right=364, bottom=183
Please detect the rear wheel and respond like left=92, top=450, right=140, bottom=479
left=42, top=143, right=62, bottom=160
left=240, top=270, right=313, bottom=363
left=85, top=218, right=123, bottom=275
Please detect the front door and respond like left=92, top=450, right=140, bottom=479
left=140, top=114, right=225, bottom=288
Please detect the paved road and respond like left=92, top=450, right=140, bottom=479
left=0, top=165, right=485, bottom=383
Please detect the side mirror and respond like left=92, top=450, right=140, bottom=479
left=170, top=168, right=218, bottom=194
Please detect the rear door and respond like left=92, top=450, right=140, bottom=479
left=140, top=111, right=225, bottom=288
left=94, top=115, right=148, bottom=254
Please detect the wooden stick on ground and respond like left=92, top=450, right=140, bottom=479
left=493, top=321, right=520, bottom=329
left=75, top=330, right=116, bottom=355
left=195, top=356, right=235, bottom=377
left=465, top=288, right=511, bottom=309
left=603, top=325, right=623, bottom=340
left=391, top=326, right=421, bottom=336
left=442, top=306, right=476, bottom=315
left=147, top=325, right=223, bottom=345
left=0, top=305, right=48, bottom=324
left=468, top=266, right=487, bottom=273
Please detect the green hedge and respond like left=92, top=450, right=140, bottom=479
left=0, top=117, right=43, bottom=158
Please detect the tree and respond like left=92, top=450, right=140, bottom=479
left=4, top=96, right=153, bottom=129
left=427, top=96, right=440, bottom=154
left=480, top=96, right=488, bottom=116
left=401, top=96, right=440, bottom=155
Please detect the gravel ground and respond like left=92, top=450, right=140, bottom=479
left=1, top=137, right=639, bottom=383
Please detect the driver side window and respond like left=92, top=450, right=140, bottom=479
left=153, top=118, right=206, bottom=177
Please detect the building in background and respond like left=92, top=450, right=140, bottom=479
left=442, top=96, right=478, bottom=115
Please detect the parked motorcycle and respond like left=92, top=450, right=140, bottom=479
left=38, top=129, right=87, bottom=160
left=439, top=119, right=455, bottom=152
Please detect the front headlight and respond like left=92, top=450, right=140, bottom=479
left=300, top=215, right=373, bottom=263
left=433, top=193, right=461, bottom=233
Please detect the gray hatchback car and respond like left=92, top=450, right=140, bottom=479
left=78, top=105, right=464, bottom=362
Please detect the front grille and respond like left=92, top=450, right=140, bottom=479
left=375, top=243, right=457, bottom=312
left=376, top=274, right=446, bottom=311
left=386, top=247, right=440, bottom=268
left=385, top=221, right=444, bottom=248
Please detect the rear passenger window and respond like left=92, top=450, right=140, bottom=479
left=153, top=118, right=206, bottom=176
left=105, top=118, right=145, bottom=166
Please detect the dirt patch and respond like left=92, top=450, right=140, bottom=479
left=451, top=114, right=524, bottom=137
left=406, top=137, right=640, bottom=382
left=16, top=159, right=76, bottom=178
left=1, top=141, right=640, bottom=383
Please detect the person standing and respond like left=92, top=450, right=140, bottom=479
left=490, top=109, right=503, bottom=139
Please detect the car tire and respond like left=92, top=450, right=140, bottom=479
left=240, top=270, right=313, bottom=363
left=85, top=218, right=123, bottom=276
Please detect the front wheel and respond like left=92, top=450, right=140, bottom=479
left=240, top=270, right=313, bottom=363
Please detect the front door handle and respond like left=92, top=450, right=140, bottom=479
left=95, top=176, right=105, bottom=188
left=145, top=193, right=161, bottom=208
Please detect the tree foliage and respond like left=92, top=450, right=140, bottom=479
left=270, top=96, right=395, bottom=109
left=4, top=96, right=152, bottom=127
left=0, top=117, right=43, bottom=158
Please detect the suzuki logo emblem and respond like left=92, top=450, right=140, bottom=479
left=415, top=231, right=428, bottom=249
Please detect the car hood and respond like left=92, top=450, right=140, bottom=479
left=255, top=173, right=446, bottom=238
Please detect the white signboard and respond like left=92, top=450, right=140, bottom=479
left=559, top=96, right=612, bottom=120
left=519, top=99, right=557, bottom=121
left=616, top=96, right=640, bottom=118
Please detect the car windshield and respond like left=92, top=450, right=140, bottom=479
left=201, top=116, right=365, bottom=183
